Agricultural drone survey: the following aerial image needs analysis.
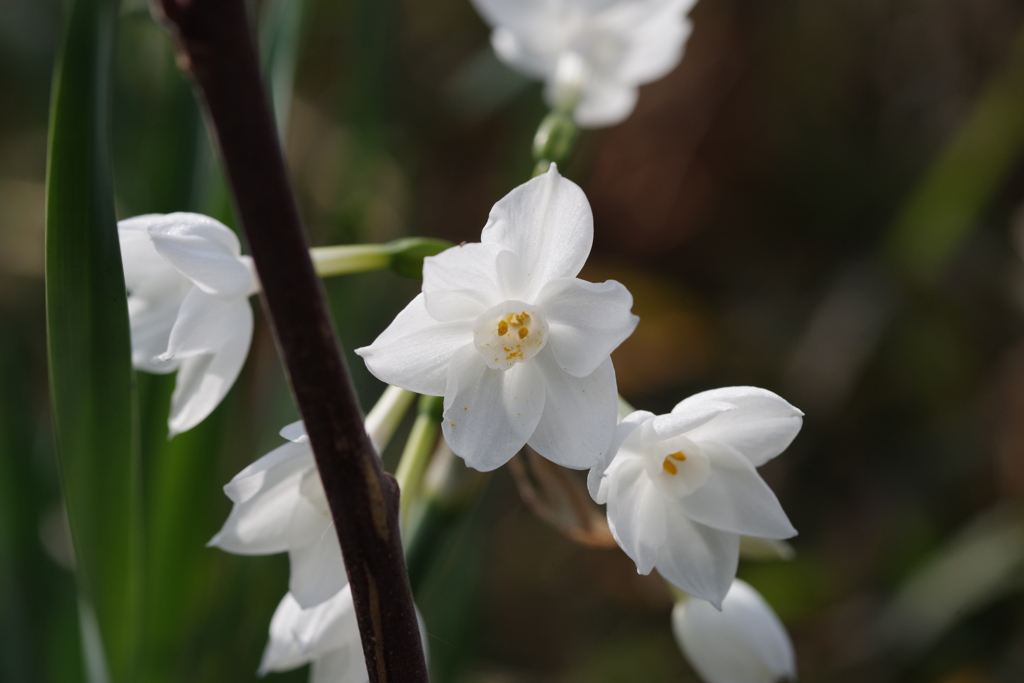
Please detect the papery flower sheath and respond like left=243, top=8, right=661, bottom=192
left=118, top=212, right=259, bottom=436
left=356, top=166, right=638, bottom=472
left=471, top=0, right=696, bottom=127
left=672, top=579, right=796, bottom=683
left=589, top=387, right=801, bottom=606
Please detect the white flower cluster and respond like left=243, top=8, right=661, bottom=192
left=116, top=4, right=800, bottom=681
left=119, top=171, right=798, bottom=683
left=358, top=167, right=800, bottom=682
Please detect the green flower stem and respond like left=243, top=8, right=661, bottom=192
left=394, top=395, right=445, bottom=525
left=366, top=385, right=417, bottom=450
left=310, top=245, right=390, bottom=276
left=310, top=237, right=453, bottom=279
left=404, top=442, right=489, bottom=594
left=532, top=110, right=579, bottom=176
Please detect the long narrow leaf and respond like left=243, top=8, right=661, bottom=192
left=45, top=0, right=140, bottom=680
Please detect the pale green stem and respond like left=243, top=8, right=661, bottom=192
left=365, top=385, right=417, bottom=452
left=310, top=244, right=392, bottom=277
left=310, top=237, right=452, bottom=279
left=394, top=395, right=444, bottom=525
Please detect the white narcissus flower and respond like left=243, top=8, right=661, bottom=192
left=672, top=579, right=796, bottom=683
left=589, top=387, right=801, bottom=606
left=356, top=165, right=638, bottom=472
left=471, top=0, right=696, bottom=127
left=118, top=212, right=259, bottom=436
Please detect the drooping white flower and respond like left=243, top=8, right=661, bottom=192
left=259, top=586, right=367, bottom=682
left=208, top=422, right=343, bottom=608
left=209, top=386, right=413, bottom=609
left=672, top=579, right=796, bottom=683
left=356, top=166, right=638, bottom=472
left=471, top=0, right=696, bottom=127
left=260, top=585, right=427, bottom=683
left=589, top=387, right=801, bottom=606
left=118, top=212, right=259, bottom=436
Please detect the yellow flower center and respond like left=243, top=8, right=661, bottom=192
left=474, top=303, right=547, bottom=370
left=661, top=451, right=687, bottom=475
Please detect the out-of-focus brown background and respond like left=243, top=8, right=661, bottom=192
left=4, top=0, right=1024, bottom=681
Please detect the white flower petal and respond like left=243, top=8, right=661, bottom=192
left=208, top=441, right=314, bottom=555
left=148, top=213, right=255, bottom=300
left=280, top=420, right=309, bottom=443
left=605, top=458, right=666, bottom=574
left=489, top=26, right=554, bottom=79
left=356, top=294, right=472, bottom=397
left=259, top=594, right=308, bottom=674
left=480, top=166, right=593, bottom=300
left=126, top=283, right=188, bottom=373
left=287, top=479, right=347, bottom=609
left=166, top=296, right=253, bottom=436
left=442, top=345, right=545, bottom=471
left=644, top=402, right=737, bottom=444
left=164, top=288, right=251, bottom=359
left=588, top=410, right=652, bottom=502
left=609, top=0, right=693, bottom=84
left=291, top=584, right=361, bottom=658
left=422, top=242, right=505, bottom=321
left=527, top=350, right=618, bottom=469
left=571, top=78, right=639, bottom=128
left=679, top=442, right=797, bottom=540
left=118, top=214, right=179, bottom=291
left=310, top=646, right=368, bottom=683
left=655, top=515, right=739, bottom=608
left=677, top=387, right=803, bottom=467
left=672, top=580, right=796, bottom=683
left=537, top=277, right=638, bottom=377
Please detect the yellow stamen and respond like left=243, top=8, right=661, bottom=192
left=662, top=458, right=678, bottom=475
left=668, top=451, right=687, bottom=461
left=497, top=320, right=508, bottom=336
left=518, top=326, right=529, bottom=339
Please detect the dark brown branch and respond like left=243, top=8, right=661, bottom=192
left=151, top=1, right=427, bottom=681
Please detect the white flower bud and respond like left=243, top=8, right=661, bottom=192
left=672, top=580, right=796, bottom=683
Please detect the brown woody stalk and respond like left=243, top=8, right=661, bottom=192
left=152, top=1, right=427, bottom=681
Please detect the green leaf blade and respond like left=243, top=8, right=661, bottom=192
left=44, top=0, right=140, bottom=681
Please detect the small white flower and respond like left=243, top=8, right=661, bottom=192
left=118, top=212, right=259, bottom=436
left=589, top=387, right=801, bottom=606
left=356, top=166, right=638, bottom=472
left=672, top=579, right=796, bottom=683
left=210, top=387, right=411, bottom=609
left=471, top=0, right=696, bottom=127
left=260, top=586, right=427, bottom=683
left=208, top=421, right=344, bottom=608
left=259, top=586, right=367, bottom=682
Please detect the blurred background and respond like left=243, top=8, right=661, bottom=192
left=4, top=0, right=1024, bottom=681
